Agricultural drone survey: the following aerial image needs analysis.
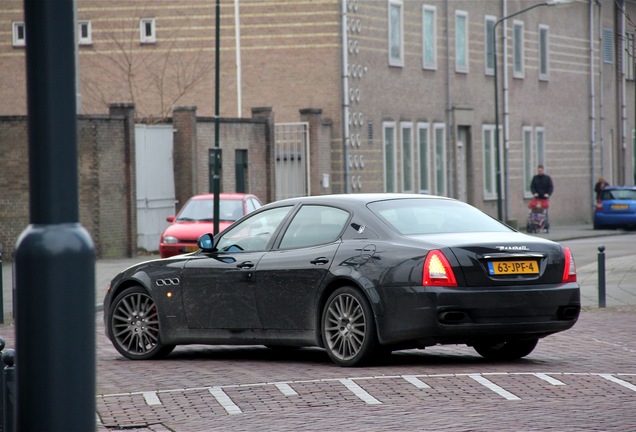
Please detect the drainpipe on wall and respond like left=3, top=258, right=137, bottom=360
left=342, top=0, right=351, bottom=194
left=620, top=0, right=627, bottom=184
left=445, top=0, right=453, bottom=198
left=599, top=2, right=605, bottom=179
left=235, top=0, right=242, bottom=117
left=590, top=0, right=597, bottom=209
left=502, top=0, right=510, bottom=221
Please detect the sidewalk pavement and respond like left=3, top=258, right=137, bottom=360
left=1, top=224, right=634, bottom=323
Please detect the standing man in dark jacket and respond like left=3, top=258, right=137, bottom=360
left=530, top=165, right=553, bottom=200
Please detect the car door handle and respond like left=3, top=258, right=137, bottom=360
left=310, top=257, right=329, bottom=265
left=237, top=261, right=255, bottom=269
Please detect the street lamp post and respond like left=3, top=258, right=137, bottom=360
left=492, top=0, right=573, bottom=221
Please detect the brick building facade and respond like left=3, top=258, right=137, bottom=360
left=2, top=0, right=636, bottom=230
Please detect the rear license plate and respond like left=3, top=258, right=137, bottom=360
left=488, top=260, right=539, bottom=275
left=184, top=245, right=198, bottom=252
left=611, top=204, right=629, bottom=210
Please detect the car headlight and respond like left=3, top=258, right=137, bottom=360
left=162, top=236, right=179, bottom=244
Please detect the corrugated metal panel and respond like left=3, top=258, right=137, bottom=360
left=135, top=124, right=176, bottom=252
left=274, top=122, right=310, bottom=200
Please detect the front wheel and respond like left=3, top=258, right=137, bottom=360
left=321, top=287, right=377, bottom=367
left=109, top=286, right=175, bottom=360
left=473, top=338, right=538, bottom=361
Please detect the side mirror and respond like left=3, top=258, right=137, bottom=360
left=166, top=215, right=176, bottom=223
left=197, top=233, right=214, bottom=251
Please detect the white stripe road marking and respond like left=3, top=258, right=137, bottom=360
left=275, top=383, right=298, bottom=396
left=600, top=374, right=636, bottom=392
left=209, top=387, right=242, bottom=415
left=533, top=373, right=566, bottom=386
left=468, top=374, right=521, bottom=400
left=339, top=379, right=382, bottom=405
left=402, top=375, right=432, bottom=389
left=142, top=391, right=162, bottom=406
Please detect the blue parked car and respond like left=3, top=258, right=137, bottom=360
left=594, top=186, right=636, bottom=229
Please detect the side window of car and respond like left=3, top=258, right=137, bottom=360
left=216, top=206, right=292, bottom=252
left=279, top=205, right=349, bottom=249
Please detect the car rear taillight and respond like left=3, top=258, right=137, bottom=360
left=562, top=247, right=577, bottom=283
left=595, top=200, right=603, bottom=211
left=423, top=250, right=458, bottom=287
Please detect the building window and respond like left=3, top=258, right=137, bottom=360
left=433, top=123, right=447, bottom=196
left=140, top=18, right=156, bottom=44
left=483, top=125, right=497, bottom=200
left=603, top=28, right=614, bottom=64
left=422, top=5, right=437, bottom=70
left=513, top=20, right=524, bottom=78
left=388, top=0, right=403, bottom=67
left=536, top=127, right=545, bottom=168
left=455, top=10, right=469, bottom=73
left=523, top=127, right=546, bottom=196
left=12, top=22, right=25, bottom=47
left=522, top=126, right=537, bottom=197
left=78, top=20, right=92, bottom=45
left=401, top=123, right=413, bottom=193
left=417, top=122, right=431, bottom=194
left=485, top=16, right=496, bottom=76
left=383, top=122, right=397, bottom=192
left=539, top=25, right=549, bottom=81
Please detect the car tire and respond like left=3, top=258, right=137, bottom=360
left=321, top=286, right=378, bottom=367
left=473, top=338, right=538, bottom=361
left=108, top=286, right=175, bottom=360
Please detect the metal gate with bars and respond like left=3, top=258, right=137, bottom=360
left=274, top=122, right=310, bottom=200
left=135, top=124, right=176, bottom=252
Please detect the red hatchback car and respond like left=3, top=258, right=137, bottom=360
left=159, top=193, right=262, bottom=258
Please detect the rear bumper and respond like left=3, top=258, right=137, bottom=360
left=594, top=213, right=636, bottom=227
left=375, top=283, right=580, bottom=346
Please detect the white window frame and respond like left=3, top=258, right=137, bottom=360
left=433, top=123, right=447, bottom=196
left=422, top=5, right=437, bottom=70
left=484, top=15, right=496, bottom=76
left=388, top=0, right=404, bottom=67
left=383, top=122, right=398, bottom=192
left=538, top=24, right=549, bottom=81
left=482, top=125, right=497, bottom=200
left=513, top=20, right=525, bottom=79
left=455, top=10, right=469, bottom=73
left=401, top=122, right=414, bottom=193
left=140, top=18, right=156, bottom=44
left=523, top=126, right=534, bottom=198
left=417, top=122, right=431, bottom=194
left=78, top=20, right=92, bottom=45
left=12, top=22, right=26, bottom=47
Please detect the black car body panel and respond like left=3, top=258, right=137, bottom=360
left=104, top=194, right=580, bottom=365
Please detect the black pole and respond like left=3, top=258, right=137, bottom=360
left=598, top=245, right=606, bottom=308
left=14, top=1, right=95, bottom=431
left=493, top=2, right=552, bottom=222
left=213, top=0, right=221, bottom=235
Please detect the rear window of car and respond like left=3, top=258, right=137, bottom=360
left=600, top=189, right=636, bottom=201
left=368, top=198, right=512, bottom=235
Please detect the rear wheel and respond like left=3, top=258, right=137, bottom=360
left=473, top=338, right=538, bottom=361
left=109, top=286, right=175, bottom=360
left=322, top=287, right=377, bottom=367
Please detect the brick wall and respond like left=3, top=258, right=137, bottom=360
left=0, top=114, right=134, bottom=259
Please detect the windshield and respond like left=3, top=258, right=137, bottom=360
left=177, top=198, right=243, bottom=222
left=600, top=189, right=636, bottom=200
left=368, top=198, right=512, bottom=235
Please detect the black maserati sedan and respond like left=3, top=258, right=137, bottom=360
left=104, top=194, right=580, bottom=367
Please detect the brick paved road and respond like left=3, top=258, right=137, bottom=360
left=1, top=307, right=635, bottom=431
